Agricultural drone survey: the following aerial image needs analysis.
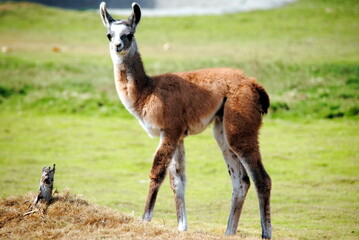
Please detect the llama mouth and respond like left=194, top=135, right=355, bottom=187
left=115, top=46, right=123, bottom=52
left=117, top=48, right=131, bottom=56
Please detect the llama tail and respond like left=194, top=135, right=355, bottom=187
left=255, top=83, right=270, bottom=115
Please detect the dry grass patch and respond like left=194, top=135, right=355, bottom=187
left=0, top=190, right=258, bottom=240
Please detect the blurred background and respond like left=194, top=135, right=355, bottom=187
left=0, top=0, right=358, bottom=239
left=0, top=0, right=297, bottom=16
left=0, top=0, right=294, bottom=11
left=2, top=0, right=155, bottom=9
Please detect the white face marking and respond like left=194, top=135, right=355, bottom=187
left=108, top=23, right=137, bottom=65
left=110, top=24, right=127, bottom=49
left=109, top=24, right=126, bottom=64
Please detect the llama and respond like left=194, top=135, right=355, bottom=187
left=99, top=2, right=272, bottom=239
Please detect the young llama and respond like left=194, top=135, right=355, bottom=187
left=99, top=2, right=272, bottom=239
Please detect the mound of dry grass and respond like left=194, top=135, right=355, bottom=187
left=0, top=190, right=255, bottom=240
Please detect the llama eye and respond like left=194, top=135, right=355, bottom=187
left=127, top=34, right=134, bottom=41
left=106, top=33, right=112, bottom=41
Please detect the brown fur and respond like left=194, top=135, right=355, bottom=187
left=100, top=3, right=272, bottom=239
left=116, top=55, right=267, bottom=138
left=114, top=52, right=272, bottom=239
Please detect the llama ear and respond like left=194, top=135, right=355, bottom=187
left=129, top=2, right=141, bottom=28
left=100, top=2, right=114, bottom=28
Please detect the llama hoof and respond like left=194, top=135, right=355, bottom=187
left=142, top=214, right=152, bottom=222
left=225, top=229, right=236, bottom=235
left=262, top=234, right=272, bottom=240
left=177, top=224, right=187, bottom=232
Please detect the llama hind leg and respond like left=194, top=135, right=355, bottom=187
left=236, top=150, right=272, bottom=239
left=223, top=96, right=272, bottom=239
left=168, top=139, right=187, bottom=231
left=213, top=116, right=250, bottom=235
left=224, top=125, right=272, bottom=238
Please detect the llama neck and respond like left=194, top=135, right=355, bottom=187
left=111, top=45, right=149, bottom=86
left=111, top=48, right=150, bottom=117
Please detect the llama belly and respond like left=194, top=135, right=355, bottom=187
left=187, top=114, right=215, bottom=135
left=139, top=119, right=161, bottom=137
left=187, top=97, right=224, bottom=135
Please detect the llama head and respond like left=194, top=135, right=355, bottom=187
left=100, top=2, right=141, bottom=58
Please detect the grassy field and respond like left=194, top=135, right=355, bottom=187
left=0, top=114, right=358, bottom=239
left=0, top=0, right=358, bottom=239
left=0, top=0, right=358, bottom=118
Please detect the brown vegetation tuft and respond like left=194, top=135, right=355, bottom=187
left=0, top=190, right=256, bottom=240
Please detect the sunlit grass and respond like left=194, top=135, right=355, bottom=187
left=0, top=113, right=358, bottom=239
left=0, top=0, right=358, bottom=239
left=0, top=0, right=358, bottom=119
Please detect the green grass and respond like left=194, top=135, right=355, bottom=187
left=0, top=114, right=358, bottom=239
left=0, top=0, right=359, bottom=239
left=0, top=0, right=358, bottom=118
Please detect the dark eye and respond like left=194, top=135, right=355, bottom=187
left=106, top=33, right=112, bottom=41
left=127, top=34, right=134, bottom=41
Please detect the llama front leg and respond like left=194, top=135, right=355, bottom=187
left=142, top=130, right=181, bottom=222
left=169, top=139, right=187, bottom=231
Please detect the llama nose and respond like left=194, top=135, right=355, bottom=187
left=115, top=43, right=123, bottom=52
